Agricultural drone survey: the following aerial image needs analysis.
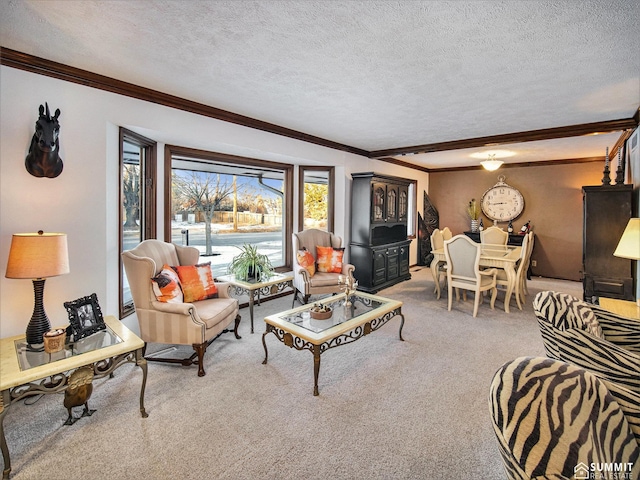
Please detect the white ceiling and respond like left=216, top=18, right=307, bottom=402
left=1, top=0, right=639, bottom=169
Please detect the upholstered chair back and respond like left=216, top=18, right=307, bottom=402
left=481, top=226, right=509, bottom=245
left=533, top=291, right=603, bottom=337
left=430, top=229, right=444, bottom=251
left=444, top=234, right=480, bottom=281
left=293, top=229, right=342, bottom=255
left=123, top=240, right=200, bottom=311
left=489, top=356, right=640, bottom=480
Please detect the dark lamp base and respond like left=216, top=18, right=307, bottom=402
left=25, top=279, right=52, bottom=346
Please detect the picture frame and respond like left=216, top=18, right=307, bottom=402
left=64, top=293, right=106, bottom=342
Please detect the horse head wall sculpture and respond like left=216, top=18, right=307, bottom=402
left=25, top=103, right=63, bottom=178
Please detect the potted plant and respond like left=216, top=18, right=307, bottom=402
left=467, top=198, right=480, bottom=232
left=228, top=243, right=274, bottom=281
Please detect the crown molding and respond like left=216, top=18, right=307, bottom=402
left=0, top=47, right=369, bottom=158
left=3, top=47, right=638, bottom=173
left=369, top=118, right=640, bottom=158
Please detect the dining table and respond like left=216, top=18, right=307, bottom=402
left=430, top=243, right=522, bottom=313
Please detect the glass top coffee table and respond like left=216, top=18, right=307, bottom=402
left=262, top=291, right=404, bottom=395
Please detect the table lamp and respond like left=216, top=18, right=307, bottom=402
left=5, top=231, right=70, bottom=348
left=613, top=218, right=640, bottom=306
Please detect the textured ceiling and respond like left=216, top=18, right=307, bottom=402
left=1, top=0, right=639, bottom=169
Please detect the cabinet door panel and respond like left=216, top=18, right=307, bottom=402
left=387, top=185, right=398, bottom=222
left=372, top=183, right=386, bottom=224
left=399, top=245, right=409, bottom=275
left=398, top=185, right=408, bottom=222
left=373, top=250, right=387, bottom=285
left=387, top=247, right=399, bottom=279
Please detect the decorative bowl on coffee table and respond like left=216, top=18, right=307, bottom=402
left=309, top=305, right=332, bottom=320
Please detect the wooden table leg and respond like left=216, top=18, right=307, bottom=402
left=430, top=258, right=441, bottom=299
left=503, top=265, right=517, bottom=313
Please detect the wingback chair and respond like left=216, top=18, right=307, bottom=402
left=489, top=356, right=640, bottom=480
left=292, top=229, right=355, bottom=307
left=443, top=234, right=497, bottom=317
left=122, top=240, right=241, bottom=377
left=533, top=291, right=640, bottom=396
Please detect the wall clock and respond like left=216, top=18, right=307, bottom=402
left=480, top=176, right=524, bottom=224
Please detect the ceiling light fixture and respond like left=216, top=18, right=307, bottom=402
left=481, top=154, right=504, bottom=171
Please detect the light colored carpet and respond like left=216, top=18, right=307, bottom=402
left=2, top=269, right=582, bottom=479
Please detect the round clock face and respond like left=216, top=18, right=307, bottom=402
left=480, top=184, right=524, bottom=222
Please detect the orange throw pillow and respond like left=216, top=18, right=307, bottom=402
left=151, top=264, right=184, bottom=303
left=316, top=246, right=344, bottom=273
left=172, top=262, right=218, bottom=303
left=296, top=248, right=316, bottom=277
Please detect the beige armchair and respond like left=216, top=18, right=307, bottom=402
left=122, top=240, right=241, bottom=377
left=444, top=234, right=497, bottom=317
left=292, top=229, right=355, bottom=307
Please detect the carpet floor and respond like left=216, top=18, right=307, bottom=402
left=2, top=268, right=583, bottom=479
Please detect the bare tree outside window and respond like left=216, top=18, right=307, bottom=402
left=122, top=164, right=140, bottom=228
left=173, top=171, right=236, bottom=256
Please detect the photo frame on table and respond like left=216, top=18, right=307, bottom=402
left=64, top=293, right=106, bottom=342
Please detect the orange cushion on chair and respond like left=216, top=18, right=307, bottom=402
left=316, top=246, right=344, bottom=273
left=296, top=247, right=316, bottom=277
left=151, top=264, right=184, bottom=303
left=172, top=262, right=218, bottom=303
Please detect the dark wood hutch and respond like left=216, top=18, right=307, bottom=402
left=350, top=172, right=412, bottom=293
left=582, top=183, right=635, bottom=302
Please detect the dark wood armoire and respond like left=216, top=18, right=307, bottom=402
left=582, top=184, right=634, bottom=302
left=350, top=172, right=412, bottom=293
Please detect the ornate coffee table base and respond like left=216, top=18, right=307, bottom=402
left=262, top=307, right=404, bottom=396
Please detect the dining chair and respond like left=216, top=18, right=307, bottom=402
left=494, top=233, right=530, bottom=310
left=429, top=229, right=447, bottom=298
left=480, top=226, right=508, bottom=245
left=521, top=232, right=534, bottom=297
left=444, top=234, right=498, bottom=317
left=441, top=227, right=452, bottom=240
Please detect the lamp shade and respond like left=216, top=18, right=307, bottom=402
left=5, top=232, right=69, bottom=279
left=481, top=160, right=504, bottom=171
left=613, top=218, right=640, bottom=260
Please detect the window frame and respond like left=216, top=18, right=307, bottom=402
left=298, top=166, right=335, bottom=232
left=164, top=145, right=294, bottom=272
left=119, top=128, right=156, bottom=318
left=407, top=179, right=417, bottom=239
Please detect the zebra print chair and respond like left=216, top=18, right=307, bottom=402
left=489, top=356, right=640, bottom=480
left=533, top=291, right=640, bottom=396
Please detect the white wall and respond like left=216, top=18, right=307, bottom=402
left=0, top=66, right=429, bottom=338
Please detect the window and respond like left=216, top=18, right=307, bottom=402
left=299, top=166, right=334, bottom=232
left=407, top=180, right=417, bottom=238
left=165, top=146, right=293, bottom=277
left=119, top=128, right=156, bottom=318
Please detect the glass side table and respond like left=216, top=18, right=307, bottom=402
left=216, top=272, right=293, bottom=333
left=0, top=316, right=148, bottom=479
